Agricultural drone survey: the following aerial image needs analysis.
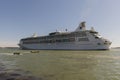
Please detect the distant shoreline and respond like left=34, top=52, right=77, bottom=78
left=111, top=47, right=120, bottom=49
left=0, top=47, right=19, bottom=49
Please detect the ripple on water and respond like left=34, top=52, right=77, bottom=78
left=0, top=62, right=43, bottom=80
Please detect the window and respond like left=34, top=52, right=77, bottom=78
left=95, top=37, right=99, bottom=39
left=78, top=38, right=89, bottom=41
left=97, top=43, right=101, bottom=45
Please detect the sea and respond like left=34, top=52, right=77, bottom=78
left=0, top=48, right=120, bottom=80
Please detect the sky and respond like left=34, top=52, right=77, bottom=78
left=0, top=0, right=120, bottom=47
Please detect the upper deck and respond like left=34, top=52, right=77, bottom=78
left=20, top=22, right=99, bottom=44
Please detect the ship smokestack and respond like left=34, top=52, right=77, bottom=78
left=75, top=21, right=86, bottom=31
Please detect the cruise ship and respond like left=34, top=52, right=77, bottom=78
left=19, top=22, right=111, bottom=50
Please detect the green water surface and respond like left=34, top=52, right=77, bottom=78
left=0, top=49, right=120, bottom=80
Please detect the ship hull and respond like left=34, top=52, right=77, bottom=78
left=19, top=42, right=111, bottom=50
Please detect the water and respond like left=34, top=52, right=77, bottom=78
left=0, top=48, right=120, bottom=80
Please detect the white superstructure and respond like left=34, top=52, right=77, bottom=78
left=19, top=22, right=111, bottom=50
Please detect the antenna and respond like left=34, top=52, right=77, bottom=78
left=91, top=27, right=95, bottom=31
left=65, top=29, right=68, bottom=32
